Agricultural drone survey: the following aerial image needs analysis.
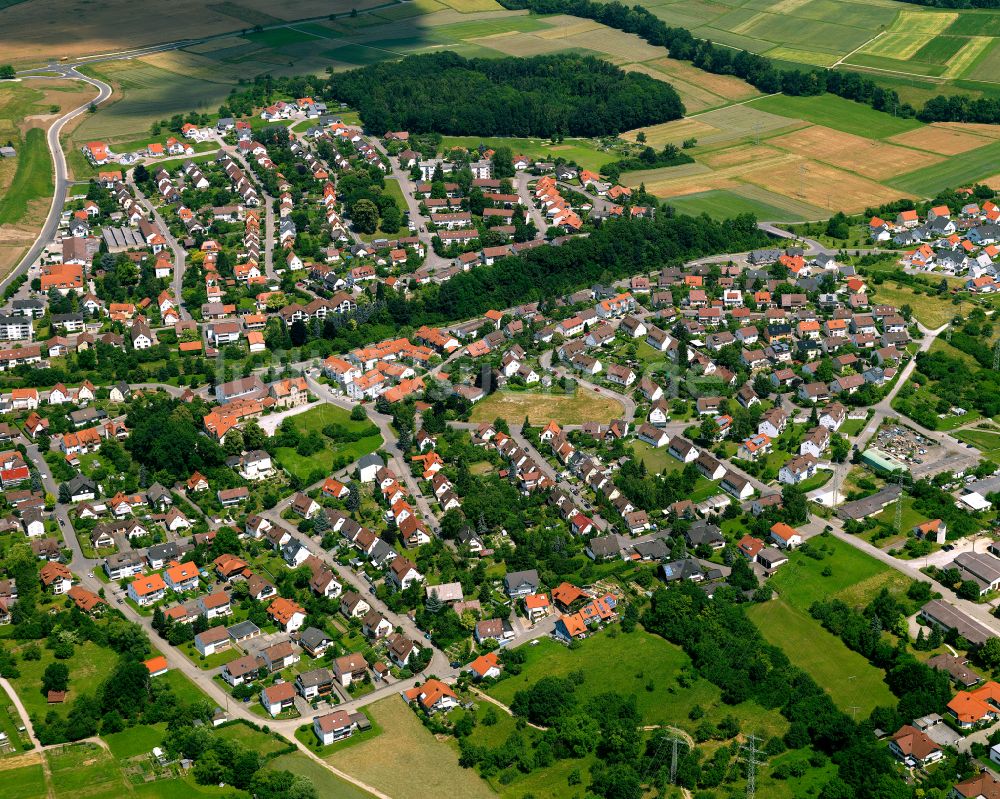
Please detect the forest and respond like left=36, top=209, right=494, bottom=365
left=325, top=52, right=685, bottom=138
left=498, top=0, right=1000, bottom=124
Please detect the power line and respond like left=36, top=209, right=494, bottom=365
left=739, top=733, right=764, bottom=799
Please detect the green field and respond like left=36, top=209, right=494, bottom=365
left=439, top=134, right=617, bottom=172
left=274, top=404, right=383, bottom=483
left=662, top=187, right=820, bottom=222
left=5, top=762, right=47, bottom=799
left=747, top=599, right=896, bottom=716
left=746, top=93, right=923, bottom=138
left=9, top=640, right=119, bottom=721
left=889, top=138, right=1000, bottom=195
left=329, top=697, right=497, bottom=799
left=74, top=60, right=233, bottom=143
left=0, top=127, right=51, bottom=225
left=867, top=281, right=970, bottom=328
left=469, top=387, right=625, bottom=426
left=488, top=629, right=789, bottom=738
left=102, top=722, right=166, bottom=759
left=49, top=742, right=133, bottom=799
left=954, top=426, right=1000, bottom=459
left=266, top=753, right=376, bottom=799
left=766, top=534, right=908, bottom=611
left=215, top=721, right=290, bottom=756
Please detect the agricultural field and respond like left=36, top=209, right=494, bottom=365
left=329, top=697, right=497, bottom=799
left=4, top=760, right=48, bottom=799
left=469, top=386, right=624, bottom=425
left=746, top=599, right=896, bottom=716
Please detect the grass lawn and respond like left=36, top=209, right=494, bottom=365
left=872, top=496, right=929, bottom=537
left=747, top=93, right=923, bottom=139
left=295, top=709, right=381, bottom=756
left=868, top=281, right=968, bottom=328
left=159, top=669, right=215, bottom=706
left=102, top=722, right=166, bottom=759
left=630, top=441, right=687, bottom=474
left=9, top=640, right=119, bottom=721
left=488, top=629, right=788, bottom=739
left=328, top=697, right=496, bottom=799
left=4, top=762, right=47, bottom=799
left=747, top=599, right=895, bottom=716
left=133, top=775, right=250, bottom=799
left=955, top=425, right=1000, bottom=459
left=840, top=416, right=869, bottom=437
left=181, top=641, right=242, bottom=670
left=469, top=387, right=624, bottom=426
left=265, top=753, right=375, bottom=799
left=766, top=534, right=901, bottom=611
left=274, top=403, right=383, bottom=483
left=215, top=721, right=290, bottom=756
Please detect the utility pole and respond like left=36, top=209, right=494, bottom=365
left=993, top=339, right=1000, bottom=371
left=671, top=735, right=679, bottom=785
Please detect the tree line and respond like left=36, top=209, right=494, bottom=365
left=498, top=0, right=1000, bottom=125
left=326, top=51, right=685, bottom=138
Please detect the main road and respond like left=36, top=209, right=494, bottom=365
left=1, top=67, right=112, bottom=292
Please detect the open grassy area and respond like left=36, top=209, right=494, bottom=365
left=488, top=629, right=789, bottom=739
left=49, top=742, right=132, bottom=799
left=747, top=599, right=896, bottom=716
left=766, top=534, right=900, bottom=611
left=329, top=697, right=496, bottom=799
left=439, top=134, right=616, bottom=172
left=469, top=387, right=624, bottom=425
left=273, top=403, right=383, bottom=483
left=265, top=753, right=375, bottom=799
left=0, top=127, right=51, bottom=226
left=0, top=682, right=29, bottom=756
left=215, top=721, right=290, bottom=756
left=8, top=640, right=119, bottom=721
left=102, top=723, right=166, bottom=759
left=868, top=281, right=968, bottom=328
left=954, top=425, right=1000, bottom=459
left=889, top=138, right=1000, bottom=196
left=4, top=761, right=47, bottom=799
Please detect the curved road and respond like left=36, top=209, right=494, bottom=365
left=2, top=67, right=112, bottom=292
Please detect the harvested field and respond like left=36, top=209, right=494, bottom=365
left=438, top=0, right=504, bottom=11
left=766, top=46, right=840, bottom=66
left=642, top=56, right=758, bottom=101
left=889, top=123, right=995, bottom=155
left=556, top=28, right=666, bottom=62
left=742, top=158, right=914, bottom=212
left=184, top=35, right=251, bottom=53
left=469, top=387, right=624, bottom=425
left=934, top=121, right=1000, bottom=139
left=700, top=143, right=787, bottom=169
left=767, top=126, right=943, bottom=181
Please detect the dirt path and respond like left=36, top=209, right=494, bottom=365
left=466, top=687, right=547, bottom=731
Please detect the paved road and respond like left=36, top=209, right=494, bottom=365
left=126, top=169, right=190, bottom=319
left=1, top=67, right=111, bottom=292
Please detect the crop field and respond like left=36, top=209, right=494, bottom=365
left=889, top=122, right=999, bottom=155
left=845, top=8, right=1000, bottom=82
left=889, top=138, right=1000, bottom=196
left=4, top=761, right=47, bottom=799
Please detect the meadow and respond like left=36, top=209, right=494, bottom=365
left=273, top=403, right=383, bottom=483
left=746, top=599, right=896, bottom=716
left=468, top=386, right=624, bottom=425
left=328, top=697, right=497, bottom=799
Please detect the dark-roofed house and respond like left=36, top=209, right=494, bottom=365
left=503, top=569, right=539, bottom=599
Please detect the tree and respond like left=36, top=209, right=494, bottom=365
left=58, top=483, right=71, bottom=504
left=958, top=580, right=982, bottom=601
left=0, top=65, right=15, bottom=80
left=980, top=637, right=1000, bottom=670
left=42, top=661, right=69, bottom=694
left=352, top=199, right=379, bottom=234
